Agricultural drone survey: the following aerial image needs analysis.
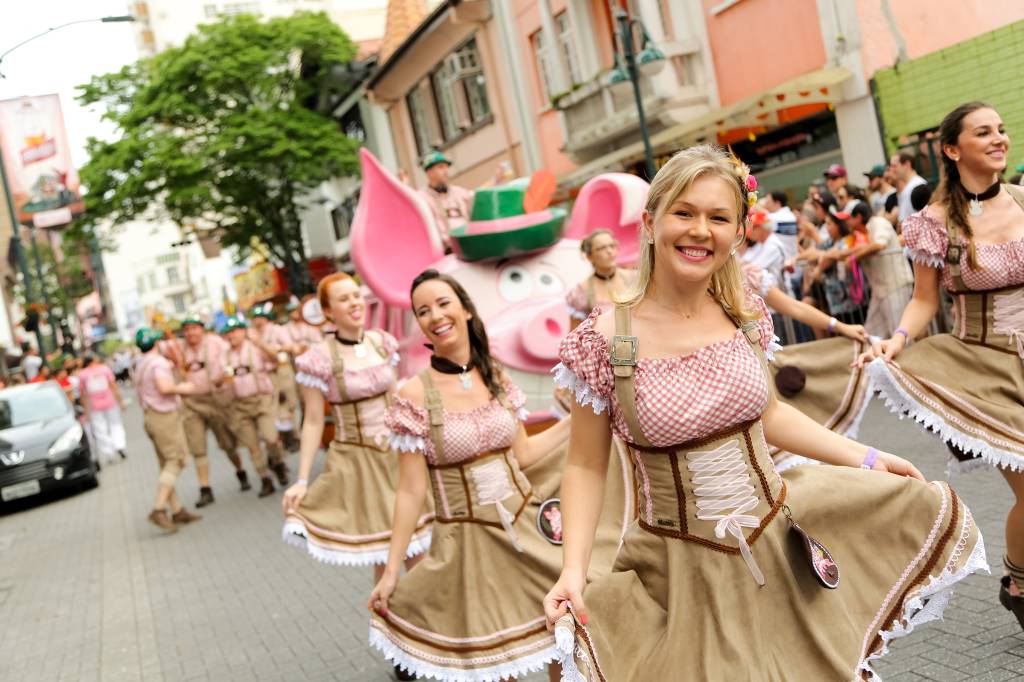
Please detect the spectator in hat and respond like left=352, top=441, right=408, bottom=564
left=418, top=150, right=474, bottom=249
left=823, top=163, right=848, bottom=195
left=740, top=208, right=787, bottom=297
left=764, top=191, right=799, bottom=261
left=864, top=164, right=895, bottom=215
left=888, top=152, right=928, bottom=222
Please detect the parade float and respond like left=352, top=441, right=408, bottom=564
left=347, top=148, right=649, bottom=412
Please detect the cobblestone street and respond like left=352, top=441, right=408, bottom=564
left=1, top=395, right=1022, bottom=682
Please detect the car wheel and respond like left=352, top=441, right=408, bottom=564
left=80, top=473, right=100, bottom=491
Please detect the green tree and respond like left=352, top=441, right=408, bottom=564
left=77, top=11, right=360, bottom=295
left=15, top=237, right=95, bottom=326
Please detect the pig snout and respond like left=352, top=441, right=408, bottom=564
left=487, top=298, right=569, bottom=373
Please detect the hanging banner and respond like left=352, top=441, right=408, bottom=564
left=0, top=94, right=83, bottom=228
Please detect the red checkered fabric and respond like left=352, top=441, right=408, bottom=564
left=385, top=379, right=526, bottom=465
left=903, top=210, right=1024, bottom=291
left=556, top=295, right=773, bottom=447
left=294, top=333, right=398, bottom=403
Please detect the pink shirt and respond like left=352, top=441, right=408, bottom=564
left=180, top=334, right=229, bottom=395
left=251, top=323, right=291, bottom=364
left=223, top=340, right=275, bottom=399
left=284, top=320, right=323, bottom=347
left=419, top=185, right=474, bottom=244
left=134, top=352, right=180, bottom=413
left=79, top=364, right=117, bottom=411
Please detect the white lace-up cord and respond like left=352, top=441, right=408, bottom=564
left=993, top=289, right=1024, bottom=360
left=470, top=458, right=524, bottom=552
left=686, top=442, right=765, bottom=585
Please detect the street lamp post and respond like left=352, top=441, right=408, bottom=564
left=0, top=14, right=134, bottom=355
left=615, top=9, right=656, bottom=180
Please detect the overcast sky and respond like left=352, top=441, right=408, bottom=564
left=0, top=1, right=139, bottom=168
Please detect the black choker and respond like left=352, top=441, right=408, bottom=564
left=430, top=355, right=472, bottom=374
left=334, top=332, right=363, bottom=345
left=593, top=269, right=616, bottom=281
left=965, top=180, right=1001, bottom=217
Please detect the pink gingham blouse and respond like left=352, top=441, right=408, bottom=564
left=553, top=293, right=779, bottom=447
left=294, top=330, right=399, bottom=404
left=386, top=376, right=528, bottom=465
left=902, top=209, right=1024, bottom=292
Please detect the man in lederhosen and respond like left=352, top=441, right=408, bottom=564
left=248, top=303, right=300, bottom=452
left=220, top=316, right=289, bottom=497
left=418, top=150, right=474, bottom=249
left=179, top=315, right=250, bottom=506
left=134, top=327, right=202, bottom=532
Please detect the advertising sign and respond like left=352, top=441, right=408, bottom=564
left=0, top=94, right=83, bottom=228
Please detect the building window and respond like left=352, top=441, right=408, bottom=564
left=407, top=84, right=438, bottom=157
left=171, top=293, right=187, bottom=314
left=456, top=39, right=491, bottom=123
left=148, top=272, right=157, bottom=289
left=431, top=61, right=461, bottom=142
left=331, top=200, right=355, bottom=241
left=166, top=266, right=181, bottom=285
left=221, top=2, right=260, bottom=16
left=203, top=3, right=217, bottom=17
left=136, top=276, right=146, bottom=294
left=532, top=14, right=580, bottom=101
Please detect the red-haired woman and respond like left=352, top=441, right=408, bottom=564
left=281, top=273, right=433, bottom=573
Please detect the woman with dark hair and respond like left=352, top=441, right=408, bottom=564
left=858, top=101, right=1024, bottom=629
left=565, top=229, right=634, bottom=329
left=367, top=269, right=574, bottom=681
left=281, top=272, right=433, bottom=571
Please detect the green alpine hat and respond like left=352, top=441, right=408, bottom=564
left=286, top=295, right=300, bottom=312
left=218, top=316, right=248, bottom=334
left=135, top=327, right=165, bottom=352
left=250, top=302, right=274, bottom=320
left=1016, top=163, right=1024, bottom=173
left=422, top=150, right=452, bottom=171
left=863, top=164, right=886, bottom=179
left=449, top=178, right=566, bottom=262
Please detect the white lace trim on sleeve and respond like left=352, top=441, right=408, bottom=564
left=515, top=407, right=530, bottom=422
left=389, top=433, right=427, bottom=453
left=551, top=362, right=608, bottom=415
left=565, top=303, right=588, bottom=321
left=390, top=352, right=400, bottom=368
left=766, top=335, right=783, bottom=362
left=295, top=372, right=329, bottom=394
left=904, top=246, right=945, bottom=269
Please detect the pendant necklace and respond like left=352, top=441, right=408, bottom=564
left=336, top=332, right=367, bottom=358
left=431, top=355, right=474, bottom=390
left=967, top=180, right=1001, bottom=217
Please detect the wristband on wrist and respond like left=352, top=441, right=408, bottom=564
left=827, top=317, right=838, bottom=333
left=861, top=447, right=879, bottom=470
left=893, top=327, right=910, bottom=342
left=296, top=478, right=308, bottom=486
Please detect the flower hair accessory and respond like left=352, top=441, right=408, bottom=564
left=727, top=147, right=758, bottom=209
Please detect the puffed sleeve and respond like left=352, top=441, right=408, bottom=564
left=294, top=344, right=332, bottom=395
left=901, top=210, right=947, bottom=269
left=385, top=396, right=430, bottom=455
left=740, top=262, right=776, bottom=297
left=499, top=375, right=529, bottom=421
left=564, top=283, right=590, bottom=320
left=745, top=291, right=782, bottom=360
left=551, top=309, right=613, bottom=414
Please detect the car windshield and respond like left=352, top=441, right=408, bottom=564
left=0, top=385, right=68, bottom=429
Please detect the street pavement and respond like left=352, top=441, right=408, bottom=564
left=0, top=395, right=1022, bottom=682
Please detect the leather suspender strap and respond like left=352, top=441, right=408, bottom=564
left=610, top=304, right=653, bottom=449
left=739, top=319, right=777, bottom=402
left=419, top=370, right=447, bottom=465
left=327, top=337, right=350, bottom=403
left=365, top=330, right=388, bottom=361
left=943, top=214, right=968, bottom=293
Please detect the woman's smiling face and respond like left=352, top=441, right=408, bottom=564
left=412, top=278, right=472, bottom=354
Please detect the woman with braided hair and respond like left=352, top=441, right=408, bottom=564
left=544, top=144, right=984, bottom=680
left=858, top=102, right=1024, bottom=630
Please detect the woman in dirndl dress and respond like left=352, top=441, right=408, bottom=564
left=281, top=272, right=433, bottom=574
left=857, top=102, right=1024, bottom=629
left=368, top=269, right=579, bottom=681
left=544, top=144, right=985, bottom=680
left=566, top=230, right=634, bottom=329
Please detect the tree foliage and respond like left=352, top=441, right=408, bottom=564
left=15, top=238, right=94, bottom=320
left=77, top=11, right=360, bottom=294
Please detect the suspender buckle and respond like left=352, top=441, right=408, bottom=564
left=945, top=243, right=962, bottom=265
left=740, top=321, right=762, bottom=346
left=609, top=335, right=638, bottom=366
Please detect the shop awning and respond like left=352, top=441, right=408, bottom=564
left=560, top=66, right=853, bottom=189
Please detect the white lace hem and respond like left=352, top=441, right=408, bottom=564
left=391, top=352, right=401, bottom=368
left=369, top=626, right=559, bottom=682
left=551, top=362, right=608, bottom=415
left=903, top=246, right=945, bottom=269
left=857, top=533, right=989, bottom=679
left=281, top=521, right=431, bottom=566
left=565, top=303, right=588, bottom=321
left=295, top=371, right=329, bottom=394
left=390, top=433, right=427, bottom=453
left=766, top=335, right=782, bottom=362
left=868, top=359, right=1024, bottom=473
left=516, top=407, right=530, bottom=422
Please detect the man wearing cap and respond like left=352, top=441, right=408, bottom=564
left=823, top=164, right=848, bottom=197
left=283, top=297, right=323, bottom=355
left=742, top=208, right=788, bottom=298
left=418, top=150, right=474, bottom=247
left=863, top=164, right=895, bottom=216
left=134, top=327, right=203, bottom=532
left=179, top=315, right=249, bottom=507
left=249, top=303, right=301, bottom=452
left=220, top=316, right=288, bottom=497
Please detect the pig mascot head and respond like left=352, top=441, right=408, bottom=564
left=350, top=148, right=648, bottom=408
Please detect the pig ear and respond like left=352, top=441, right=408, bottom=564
left=565, top=172, right=649, bottom=266
left=351, top=148, right=445, bottom=308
